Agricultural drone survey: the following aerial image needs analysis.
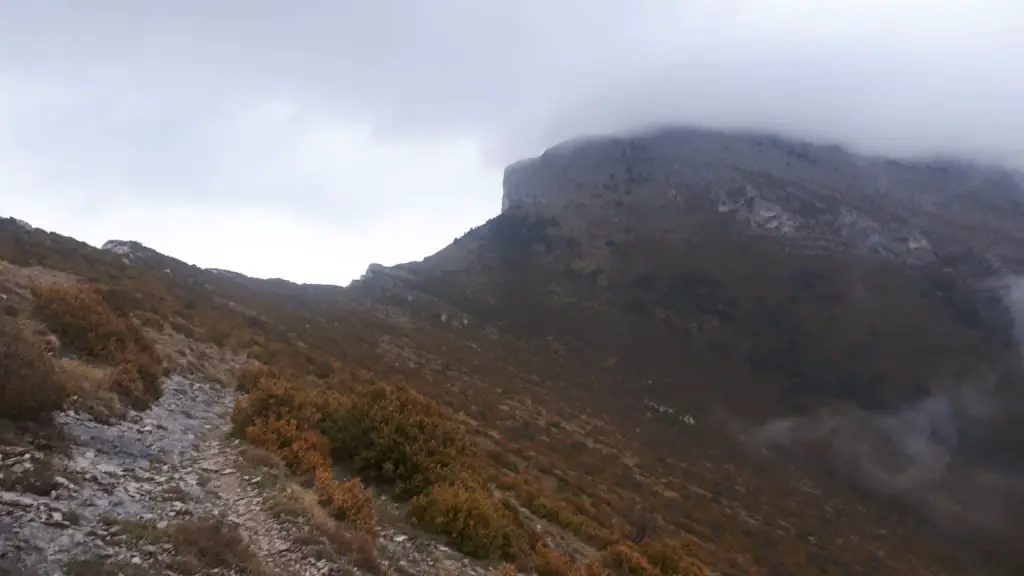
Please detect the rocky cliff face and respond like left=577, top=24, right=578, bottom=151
left=502, top=126, right=1024, bottom=270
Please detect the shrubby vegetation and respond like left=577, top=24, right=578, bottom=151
left=1, top=282, right=166, bottom=422
left=0, top=317, right=66, bottom=422
left=31, top=283, right=164, bottom=409
left=230, top=365, right=708, bottom=573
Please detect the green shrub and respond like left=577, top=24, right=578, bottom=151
left=325, top=382, right=475, bottom=498
left=408, top=481, right=531, bottom=560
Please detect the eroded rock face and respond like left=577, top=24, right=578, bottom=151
left=502, top=126, right=1024, bottom=268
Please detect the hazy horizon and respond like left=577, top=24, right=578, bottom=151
left=2, top=0, right=1021, bottom=284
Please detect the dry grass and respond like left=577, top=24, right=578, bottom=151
left=101, top=516, right=279, bottom=576
left=238, top=431, right=385, bottom=575
left=63, top=558, right=152, bottom=576
left=145, top=323, right=248, bottom=384
left=0, top=317, right=66, bottom=422
left=57, top=358, right=128, bottom=423
left=266, top=483, right=385, bottom=575
left=31, top=283, right=164, bottom=409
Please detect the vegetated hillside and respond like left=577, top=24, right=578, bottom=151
left=2, top=128, right=1024, bottom=575
left=364, top=127, right=1024, bottom=573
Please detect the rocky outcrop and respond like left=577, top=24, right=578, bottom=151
left=502, top=126, right=1024, bottom=268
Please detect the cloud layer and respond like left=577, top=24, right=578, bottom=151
left=1, top=0, right=1022, bottom=282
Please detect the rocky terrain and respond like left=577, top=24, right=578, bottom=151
left=3, top=125, right=1024, bottom=576
left=0, top=372, right=486, bottom=576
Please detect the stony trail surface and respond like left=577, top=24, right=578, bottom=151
left=0, top=375, right=485, bottom=576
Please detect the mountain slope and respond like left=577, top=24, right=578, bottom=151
left=3, top=126, right=1024, bottom=575
left=357, top=127, right=1024, bottom=572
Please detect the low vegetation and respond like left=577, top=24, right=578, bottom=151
left=0, top=317, right=66, bottom=422
left=230, top=365, right=709, bottom=573
left=3, top=219, right=977, bottom=575
left=408, top=481, right=531, bottom=560
left=31, top=283, right=164, bottom=409
left=99, top=516, right=278, bottom=575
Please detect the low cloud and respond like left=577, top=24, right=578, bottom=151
left=0, top=1, right=1021, bottom=281
left=735, top=274, right=1024, bottom=550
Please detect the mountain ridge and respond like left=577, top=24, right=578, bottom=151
left=3, top=126, right=1024, bottom=575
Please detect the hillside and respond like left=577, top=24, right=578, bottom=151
left=2, top=126, right=1024, bottom=576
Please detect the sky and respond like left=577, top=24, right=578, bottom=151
left=1, top=1, right=1022, bottom=285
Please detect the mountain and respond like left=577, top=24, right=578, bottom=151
left=355, top=127, right=1024, bottom=571
left=2, top=126, right=1024, bottom=576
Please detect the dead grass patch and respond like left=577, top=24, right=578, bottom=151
left=31, top=283, right=164, bottom=409
left=101, top=516, right=279, bottom=576
left=63, top=557, right=152, bottom=576
left=268, top=484, right=384, bottom=575
left=57, top=358, right=127, bottom=423
left=0, top=317, right=66, bottom=422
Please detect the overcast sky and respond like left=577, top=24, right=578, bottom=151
left=1, top=1, right=1022, bottom=285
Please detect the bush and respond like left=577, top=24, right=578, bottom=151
left=244, top=416, right=330, bottom=476
left=637, top=539, right=708, bottom=576
left=326, top=382, right=475, bottom=498
left=520, top=487, right=612, bottom=544
left=231, top=376, right=324, bottom=439
left=534, top=544, right=573, bottom=576
left=232, top=371, right=537, bottom=561
left=233, top=372, right=475, bottom=499
left=601, top=543, right=660, bottom=576
left=31, top=283, right=164, bottom=408
left=0, top=318, right=66, bottom=421
left=234, top=362, right=276, bottom=394
left=408, top=481, right=531, bottom=561
left=314, top=469, right=377, bottom=533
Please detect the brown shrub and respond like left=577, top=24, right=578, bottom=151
left=636, top=539, right=708, bottom=576
left=600, top=543, right=660, bottom=576
left=0, top=317, right=66, bottom=421
left=491, top=565, right=519, bottom=576
left=235, top=362, right=277, bottom=394
left=244, top=416, right=330, bottom=476
left=408, top=481, right=531, bottom=561
left=31, top=283, right=164, bottom=409
left=232, top=372, right=539, bottom=562
left=233, top=372, right=475, bottom=499
left=230, top=375, right=321, bottom=436
left=313, top=468, right=377, bottom=532
left=534, top=544, right=573, bottom=576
